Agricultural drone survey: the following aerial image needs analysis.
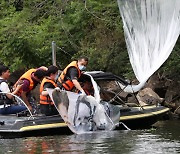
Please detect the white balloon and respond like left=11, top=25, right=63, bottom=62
left=118, top=0, right=180, bottom=92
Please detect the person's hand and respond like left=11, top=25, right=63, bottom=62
left=27, top=105, right=32, bottom=111
left=55, top=87, right=61, bottom=91
left=80, top=90, right=86, bottom=96
left=16, top=84, right=22, bottom=91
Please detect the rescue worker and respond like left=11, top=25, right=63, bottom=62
left=58, top=56, right=88, bottom=94
left=13, top=66, right=47, bottom=111
left=0, top=65, right=26, bottom=114
left=39, top=65, right=59, bottom=116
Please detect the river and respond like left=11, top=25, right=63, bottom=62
left=0, top=120, right=179, bottom=154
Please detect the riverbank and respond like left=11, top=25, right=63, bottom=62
left=146, top=73, right=180, bottom=118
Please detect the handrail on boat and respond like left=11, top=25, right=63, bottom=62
left=0, top=92, right=34, bottom=120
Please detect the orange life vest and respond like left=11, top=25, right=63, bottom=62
left=39, top=77, right=57, bottom=105
left=58, top=61, right=81, bottom=91
left=14, top=69, right=37, bottom=96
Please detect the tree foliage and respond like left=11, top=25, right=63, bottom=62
left=0, top=0, right=179, bottom=80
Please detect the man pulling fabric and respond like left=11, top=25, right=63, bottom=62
left=58, top=56, right=88, bottom=94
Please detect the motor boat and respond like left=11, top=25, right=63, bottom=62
left=0, top=71, right=169, bottom=138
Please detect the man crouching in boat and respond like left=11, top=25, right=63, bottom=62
left=13, top=66, right=47, bottom=112
left=0, top=65, right=26, bottom=114
left=58, top=56, right=88, bottom=94
left=39, top=65, right=59, bottom=116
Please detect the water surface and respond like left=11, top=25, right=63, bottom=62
left=0, top=120, right=179, bottom=154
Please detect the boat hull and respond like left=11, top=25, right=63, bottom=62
left=0, top=105, right=169, bottom=138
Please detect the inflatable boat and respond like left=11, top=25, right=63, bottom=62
left=0, top=71, right=169, bottom=138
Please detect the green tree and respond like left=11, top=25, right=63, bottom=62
left=0, top=0, right=179, bottom=81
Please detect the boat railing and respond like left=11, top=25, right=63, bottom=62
left=0, top=92, right=34, bottom=120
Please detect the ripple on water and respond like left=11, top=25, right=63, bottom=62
left=0, top=121, right=179, bottom=154
left=130, top=132, right=180, bottom=154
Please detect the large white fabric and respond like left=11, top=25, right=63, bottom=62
left=117, top=0, right=180, bottom=92
left=84, top=72, right=101, bottom=103
left=47, top=88, right=117, bottom=134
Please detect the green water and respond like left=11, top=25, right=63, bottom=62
left=0, top=120, right=179, bottom=154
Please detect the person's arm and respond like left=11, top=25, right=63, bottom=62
left=72, top=79, right=85, bottom=94
left=20, top=79, right=32, bottom=111
left=68, top=68, right=85, bottom=94
left=6, top=84, right=22, bottom=99
left=21, top=91, right=32, bottom=111
left=41, top=82, right=55, bottom=96
left=0, top=82, right=21, bottom=99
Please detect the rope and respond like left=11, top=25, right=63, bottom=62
left=59, top=9, right=80, bottom=50
left=84, top=0, right=107, bottom=21
left=119, top=122, right=131, bottom=130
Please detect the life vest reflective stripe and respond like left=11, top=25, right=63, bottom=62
left=39, top=77, right=57, bottom=105
left=58, top=61, right=81, bottom=91
left=14, top=69, right=37, bottom=96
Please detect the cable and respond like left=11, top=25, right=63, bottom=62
left=56, top=46, right=72, bottom=57
left=59, top=8, right=80, bottom=50
left=84, top=0, right=107, bottom=21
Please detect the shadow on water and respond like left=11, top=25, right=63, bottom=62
left=0, top=120, right=179, bottom=154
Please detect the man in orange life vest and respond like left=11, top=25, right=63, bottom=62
left=39, top=65, right=59, bottom=116
left=13, top=66, right=47, bottom=111
left=58, top=56, right=88, bottom=94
